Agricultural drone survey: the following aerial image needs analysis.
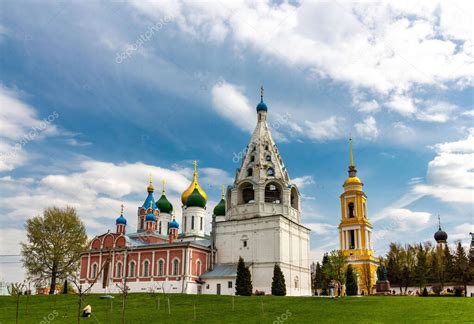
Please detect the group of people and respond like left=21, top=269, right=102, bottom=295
left=328, top=280, right=343, bottom=298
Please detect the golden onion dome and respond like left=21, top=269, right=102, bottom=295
left=344, top=176, right=362, bottom=185
left=181, top=161, right=208, bottom=205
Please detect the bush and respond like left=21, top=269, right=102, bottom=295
left=254, top=290, right=265, bottom=296
left=454, top=287, right=463, bottom=297
left=422, top=288, right=428, bottom=297
left=431, top=285, right=442, bottom=295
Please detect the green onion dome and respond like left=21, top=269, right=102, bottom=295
left=157, top=194, right=173, bottom=214
left=213, top=198, right=226, bottom=216
left=185, top=188, right=207, bottom=208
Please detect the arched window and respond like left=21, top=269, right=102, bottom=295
left=247, top=168, right=253, bottom=177
left=196, top=260, right=202, bottom=276
left=266, top=155, right=271, bottom=162
left=91, top=263, right=98, bottom=279
left=290, top=187, right=298, bottom=210
left=191, top=216, right=195, bottom=230
left=295, top=276, right=299, bottom=289
left=158, top=221, right=162, bottom=234
left=250, top=155, right=255, bottom=162
left=116, top=262, right=123, bottom=278
left=158, top=260, right=165, bottom=276
left=265, top=182, right=282, bottom=203
left=348, top=203, right=355, bottom=218
left=173, top=259, right=180, bottom=276
left=241, top=235, right=249, bottom=248
left=184, top=217, right=187, bottom=232
left=129, top=261, right=136, bottom=277
left=200, top=217, right=203, bottom=230
left=267, top=168, right=274, bottom=176
left=239, top=182, right=255, bottom=204
left=265, top=145, right=269, bottom=150
left=142, top=260, right=150, bottom=277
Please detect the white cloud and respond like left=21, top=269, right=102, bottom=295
left=416, top=101, right=458, bottom=123
left=305, top=116, right=344, bottom=141
left=306, top=223, right=337, bottom=235
left=355, top=116, right=379, bottom=140
left=387, top=94, right=417, bottom=116
left=292, top=175, right=315, bottom=189
left=211, top=81, right=255, bottom=132
left=461, top=110, right=474, bottom=117
left=129, top=1, right=473, bottom=95
left=358, top=100, right=380, bottom=113
left=383, top=208, right=432, bottom=230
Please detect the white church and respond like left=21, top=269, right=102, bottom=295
left=80, top=88, right=312, bottom=296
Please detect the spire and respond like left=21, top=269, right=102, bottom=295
left=256, top=86, right=268, bottom=112
left=120, top=204, right=124, bottom=215
left=162, top=179, right=166, bottom=194
left=438, top=215, right=442, bottom=231
left=221, top=184, right=225, bottom=199
left=147, top=173, right=154, bottom=192
left=260, top=85, right=264, bottom=102
left=348, top=137, right=357, bottom=177
left=193, top=160, right=198, bottom=179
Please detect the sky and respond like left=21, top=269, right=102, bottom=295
left=0, top=0, right=473, bottom=284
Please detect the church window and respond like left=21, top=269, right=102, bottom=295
left=250, top=155, right=255, bottom=162
left=159, top=221, right=162, bottom=234
left=265, top=145, right=269, bottom=150
left=191, top=216, right=195, bottom=230
left=349, top=230, right=355, bottom=249
left=290, top=187, right=298, bottom=210
left=200, top=217, right=203, bottom=230
left=348, top=203, right=355, bottom=218
left=247, top=168, right=253, bottom=177
left=267, top=168, right=274, bottom=176
left=91, top=263, right=98, bottom=279
left=265, top=182, right=281, bottom=203
left=140, top=218, right=144, bottom=230
left=173, top=259, right=180, bottom=276
left=243, top=240, right=247, bottom=248
left=129, top=261, right=136, bottom=277
left=196, top=260, right=202, bottom=276
left=295, top=276, right=299, bottom=289
left=239, top=182, right=255, bottom=204
left=116, top=262, right=123, bottom=278
left=266, top=155, right=271, bottom=161
left=252, top=146, right=256, bottom=152
left=184, top=217, right=187, bottom=231
left=363, top=203, right=367, bottom=218
left=143, top=260, right=150, bottom=277
left=158, top=260, right=165, bottom=276
left=228, top=281, right=233, bottom=288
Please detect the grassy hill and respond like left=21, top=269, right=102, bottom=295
left=0, top=293, right=473, bottom=323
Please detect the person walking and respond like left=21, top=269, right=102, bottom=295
left=328, top=281, right=335, bottom=299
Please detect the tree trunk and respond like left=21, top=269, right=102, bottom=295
left=50, top=268, right=57, bottom=295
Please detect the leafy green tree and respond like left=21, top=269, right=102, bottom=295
left=431, top=246, right=447, bottom=289
left=443, top=245, right=454, bottom=282
left=271, top=264, right=286, bottom=296
left=400, top=244, right=416, bottom=294
left=235, top=257, right=252, bottom=296
left=453, top=242, right=470, bottom=296
left=21, top=206, right=87, bottom=294
left=323, top=250, right=347, bottom=286
left=345, top=265, right=358, bottom=296
left=386, top=243, right=403, bottom=291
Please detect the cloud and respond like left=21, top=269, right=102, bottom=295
left=129, top=1, right=473, bottom=96
left=0, top=86, right=61, bottom=171
left=416, top=101, right=458, bottom=123
left=306, top=223, right=337, bottom=235
left=292, top=175, right=315, bottom=189
left=387, top=94, right=416, bottom=116
left=211, top=81, right=255, bottom=132
left=305, top=116, right=344, bottom=141
left=355, top=116, right=379, bottom=140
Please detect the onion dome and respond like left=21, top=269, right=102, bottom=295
left=157, top=180, right=173, bottom=214
left=256, top=86, right=268, bottom=112
left=146, top=211, right=156, bottom=222
left=143, top=175, right=157, bottom=209
left=213, top=185, right=226, bottom=216
left=186, top=188, right=207, bottom=208
left=181, top=160, right=208, bottom=205
left=116, top=204, right=127, bottom=225
left=434, top=216, right=448, bottom=243
left=169, top=217, right=179, bottom=229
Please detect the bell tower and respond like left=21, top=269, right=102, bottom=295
left=339, top=138, right=378, bottom=294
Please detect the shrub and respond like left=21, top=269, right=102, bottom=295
left=422, top=288, right=428, bottom=297
left=454, top=287, right=463, bottom=297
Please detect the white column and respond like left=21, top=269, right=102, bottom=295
left=137, top=253, right=141, bottom=278
left=152, top=251, right=156, bottom=277
left=87, top=253, right=91, bottom=279
left=166, top=250, right=170, bottom=277
left=345, top=230, right=349, bottom=250
left=357, top=229, right=362, bottom=249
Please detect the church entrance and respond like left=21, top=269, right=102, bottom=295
left=217, top=284, right=221, bottom=295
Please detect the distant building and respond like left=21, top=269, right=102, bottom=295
left=338, top=139, right=378, bottom=295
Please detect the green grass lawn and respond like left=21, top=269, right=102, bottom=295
left=0, top=294, right=473, bottom=323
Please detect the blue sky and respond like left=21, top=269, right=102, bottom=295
left=0, top=1, right=473, bottom=283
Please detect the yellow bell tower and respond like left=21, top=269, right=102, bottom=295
left=339, top=138, right=378, bottom=294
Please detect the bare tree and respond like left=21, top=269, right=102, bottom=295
left=8, top=281, right=26, bottom=324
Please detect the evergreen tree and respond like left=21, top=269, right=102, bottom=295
left=443, top=245, right=454, bottom=282
left=453, top=242, right=470, bottom=296
left=235, top=257, right=252, bottom=296
left=271, top=264, right=286, bottom=296
left=414, top=244, right=429, bottom=289
left=386, top=243, right=402, bottom=290
left=345, top=265, right=358, bottom=296
left=320, top=253, right=329, bottom=295
left=314, top=262, right=323, bottom=295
